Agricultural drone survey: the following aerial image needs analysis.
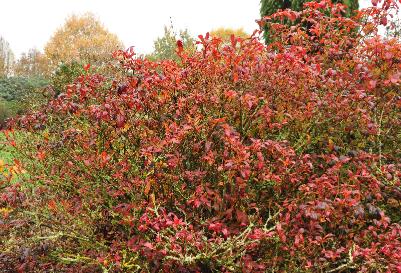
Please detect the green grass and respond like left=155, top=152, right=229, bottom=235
left=0, top=130, right=33, bottom=184
left=0, top=131, right=14, bottom=164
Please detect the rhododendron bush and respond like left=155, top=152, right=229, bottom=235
left=1, top=1, right=401, bottom=272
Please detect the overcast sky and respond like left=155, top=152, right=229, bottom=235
left=0, top=0, right=378, bottom=59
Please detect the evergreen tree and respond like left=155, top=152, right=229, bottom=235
left=260, top=0, right=359, bottom=43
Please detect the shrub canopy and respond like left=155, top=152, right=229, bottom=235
left=260, top=0, right=359, bottom=43
left=1, top=1, right=401, bottom=272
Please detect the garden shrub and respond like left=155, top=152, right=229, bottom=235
left=1, top=1, right=401, bottom=272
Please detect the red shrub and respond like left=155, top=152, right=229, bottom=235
left=1, top=1, right=401, bottom=272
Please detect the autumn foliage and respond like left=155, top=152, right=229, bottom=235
left=1, top=1, right=401, bottom=272
left=44, top=13, right=124, bottom=67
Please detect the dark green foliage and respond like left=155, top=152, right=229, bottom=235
left=0, top=77, right=49, bottom=124
left=51, top=61, right=85, bottom=96
left=0, top=77, right=48, bottom=102
left=260, top=0, right=359, bottom=43
left=0, top=100, right=16, bottom=126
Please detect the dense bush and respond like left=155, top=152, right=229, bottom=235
left=50, top=61, right=86, bottom=96
left=0, top=100, right=18, bottom=127
left=0, top=77, right=48, bottom=102
left=0, top=77, right=49, bottom=125
left=1, top=1, right=401, bottom=272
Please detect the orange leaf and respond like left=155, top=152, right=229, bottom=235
left=48, top=200, right=57, bottom=211
left=144, top=178, right=152, bottom=195
left=37, top=150, right=46, bottom=161
left=328, top=139, right=335, bottom=151
left=233, top=72, right=239, bottom=83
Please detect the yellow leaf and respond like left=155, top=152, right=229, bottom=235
left=328, top=139, right=335, bottom=151
left=150, top=193, right=156, bottom=205
left=0, top=207, right=13, bottom=217
left=122, top=123, right=132, bottom=132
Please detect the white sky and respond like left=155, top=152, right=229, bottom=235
left=0, top=0, right=378, bottom=59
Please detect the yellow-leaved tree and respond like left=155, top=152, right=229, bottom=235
left=44, top=13, right=124, bottom=67
left=209, top=27, right=249, bottom=42
left=14, top=48, right=51, bottom=77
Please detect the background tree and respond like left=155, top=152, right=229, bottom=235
left=44, top=13, right=124, bottom=68
left=14, top=48, right=50, bottom=78
left=260, top=0, right=359, bottom=43
left=209, top=27, right=249, bottom=41
left=147, top=25, right=195, bottom=62
left=0, top=36, right=14, bottom=77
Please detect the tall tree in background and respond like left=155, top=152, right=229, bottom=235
left=210, top=27, right=249, bottom=42
left=14, top=48, right=50, bottom=78
left=147, top=25, right=195, bottom=62
left=44, top=13, right=124, bottom=68
left=260, top=0, right=359, bottom=43
left=0, top=37, right=14, bottom=77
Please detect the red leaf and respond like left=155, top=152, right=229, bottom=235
left=143, top=242, right=154, bottom=250
left=236, top=210, right=249, bottom=226
left=101, top=151, right=110, bottom=163
left=380, top=16, right=388, bottom=26
left=230, top=34, right=237, bottom=48
left=177, top=40, right=184, bottom=54
left=116, top=114, right=125, bottom=128
left=224, top=89, right=237, bottom=99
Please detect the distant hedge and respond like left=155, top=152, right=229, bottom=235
left=0, top=77, right=48, bottom=101
left=0, top=77, right=49, bottom=125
